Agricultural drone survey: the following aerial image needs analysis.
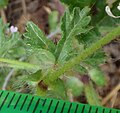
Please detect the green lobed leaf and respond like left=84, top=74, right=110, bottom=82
left=64, top=38, right=84, bottom=61
left=97, top=17, right=120, bottom=35
left=12, top=75, right=37, bottom=94
left=77, top=28, right=101, bottom=47
left=24, top=22, right=55, bottom=54
left=27, top=70, right=43, bottom=82
left=60, top=0, right=95, bottom=8
left=54, top=9, right=71, bottom=59
left=27, top=49, right=55, bottom=73
left=0, top=19, right=23, bottom=59
left=88, top=68, right=106, bottom=86
left=76, top=28, right=106, bottom=69
left=47, top=79, right=67, bottom=99
left=0, top=18, right=7, bottom=48
left=74, top=64, right=87, bottom=74
left=66, top=76, right=84, bottom=96
left=55, top=7, right=91, bottom=65
left=0, top=0, right=9, bottom=8
left=84, top=50, right=106, bottom=67
left=0, top=33, right=22, bottom=57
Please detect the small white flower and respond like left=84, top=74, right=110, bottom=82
left=105, top=4, right=120, bottom=18
left=10, top=26, right=18, bottom=33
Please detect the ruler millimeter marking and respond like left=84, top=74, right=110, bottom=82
left=0, top=90, right=120, bottom=113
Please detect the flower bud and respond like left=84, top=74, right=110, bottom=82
left=88, top=68, right=106, bottom=86
left=66, top=76, right=83, bottom=96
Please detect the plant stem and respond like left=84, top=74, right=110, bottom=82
left=0, top=58, right=39, bottom=70
left=102, top=83, right=120, bottom=105
left=21, top=0, right=27, bottom=15
left=44, top=26, right=120, bottom=84
left=0, top=9, right=7, bottom=24
left=2, top=57, right=25, bottom=90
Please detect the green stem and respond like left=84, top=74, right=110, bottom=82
left=0, top=8, right=7, bottom=24
left=0, top=58, right=39, bottom=69
left=44, top=26, right=120, bottom=84
left=84, top=81, right=101, bottom=106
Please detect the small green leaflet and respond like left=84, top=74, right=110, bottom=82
left=0, top=19, right=5, bottom=45
left=55, top=7, right=91, bottom=65
left=60, top=0, right=95, bottom=8
left=24, top=22, right=55, bottom=53
left=27, top=49, right=55, bottom=73
left=47, top=78, right=67, bottom=100
left=88, top=68, right=106, bottom=86
left=0, top=0, right=9, bottom=8
left=0, top=19, right=23, bottom=58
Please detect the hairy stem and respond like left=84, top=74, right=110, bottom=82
left=44, top=26, right=120, bottom=84
left=0, top=58, right=39, bottom=69
left=2, top=57, right=25, bottom=90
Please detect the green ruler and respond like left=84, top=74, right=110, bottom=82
left=0, top=90, right=120, bottom=113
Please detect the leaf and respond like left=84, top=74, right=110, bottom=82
left=76, top=28, right=106, bottom=69
left=24, top=22, right=55, bottom=53
left=54, top=9, right=71, bottom=59
left=55, top=7, right=91, bottom=64
left=74, top=64, right=87, bottom=74
left=12, top=75, right=37, bottom=94
left=97, top=16, right=120, bottom=35
left=88, top=68, right=106, bottom=86
left=0, top=19, right=22, bottom=58
left=84, top=82, right=101, bottom=106
left=66, top=76, right=84, bottom=96
left=0, top=0, right=9, bottom=8
left=60, top=0, right=96, bottom=8
left=47, top=79, right=67, bottom=99
left=0, top=19, right=8, bottom=48
left=77, top=28, right=101, bottom=47
left=64, top=38, right=84, bottom=61
left=91, top=0, right=106, bottom=25
left=0, top=33, right=22, bottom=57
left=27, top=70, right=43, bottom=82
left=60, top=0, right=78, bottom=5
left=28, top=49, right=55, bottom=72
left=36, top=85, right=47, bottom=96
left=84, top=50, right=106, bottom=67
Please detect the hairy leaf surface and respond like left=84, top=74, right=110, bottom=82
left=24, top=22, right=55, bottom=54
left=55, top=7, right=91, bottom=64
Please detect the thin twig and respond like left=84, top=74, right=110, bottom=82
left=2, top=57, right=25, bottom=90
left=0, top=9, right=7, bottom=24
left=21, top=0, right=27, bottom=15
left=110, top=92, right=118, bottom=108
left=102, top=83, right=120, bottom=105
left=67, top=89, right=74, bottom=102
left=2, top=69, right=15, bottom=90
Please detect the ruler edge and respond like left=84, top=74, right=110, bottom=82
left=0, top=90, right=120, bottom=112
